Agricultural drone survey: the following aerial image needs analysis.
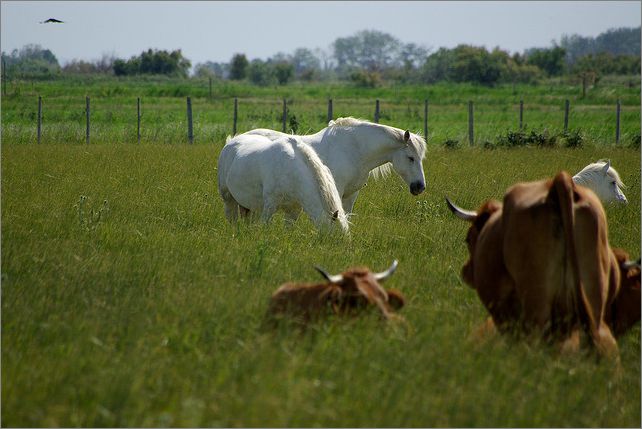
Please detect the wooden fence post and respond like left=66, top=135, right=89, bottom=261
left=615, top=98, right=621, bottom=144
left=564, top=99, right=570, bottom=133
left=37, top=96, right=42, bottom=144
left=519, top=99, right=524, bottom=130
left=233, top=97, right=238, bottom=135
left=86, top=96, right=90, bottom=144
left=187, top=97, right=193, bottom=144
left=582, top=73, right=587, bottom=98
left=374, top=99, right=380, bottom=123
left=424, top=99, right=428, bottom=139
left=137, top=97, right=141, bottom=144
left=468, top=100, right=474, bottom=146
left=327, top=98, right=333, bottom=123
left=282, top=98, right=287, bottom=132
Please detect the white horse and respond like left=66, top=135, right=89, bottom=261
left=240, top=117, right=427, bottom=214
left=217, top=134, right=350, bottom=233
left=573, top=159, right=627, bottom=204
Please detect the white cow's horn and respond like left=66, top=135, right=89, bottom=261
left=315, top=265, right=343, bottom=283
left=374, top=260, right=398, bottom=281
left=622, top=259, right=641, bottom=270
left=445, top=197, right=478, bottom=222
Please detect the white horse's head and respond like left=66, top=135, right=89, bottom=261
left=572, top=160, right=627, bottom=204
left=390, top=130, right=427, bottom=195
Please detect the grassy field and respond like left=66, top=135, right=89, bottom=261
left=1, top=77, right=641, bottom=427
left=1, top=75, right=640, bottom=147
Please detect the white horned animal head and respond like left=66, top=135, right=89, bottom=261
left=572, top=159, right=627, bottom=204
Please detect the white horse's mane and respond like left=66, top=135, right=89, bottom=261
left=328, top=117, right=427, bottom=180
left=287, top=136, right=349, bottom=231
left=573, top=159, right=625, bottom=189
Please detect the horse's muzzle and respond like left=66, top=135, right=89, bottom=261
left=410, top=181, right=425, bottom=195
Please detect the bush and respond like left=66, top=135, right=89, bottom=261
left=349, top=70, right=382, bottom=88
left=443, top=138, right=459, bottom=149
left=496, top=127, right=558, bottom=148
left=559, top=129, right=584, bottom=148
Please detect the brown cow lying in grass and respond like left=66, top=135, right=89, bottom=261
left=607, top=247, right=641, bottom=337
left=446, top=171, right=639, bottom=360
left=266, top=260, right=405, bottom=327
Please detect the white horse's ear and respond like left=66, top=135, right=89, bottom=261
left=403, top=130, right=411, bottom=143
left=602, top=160, right=611, bottom=175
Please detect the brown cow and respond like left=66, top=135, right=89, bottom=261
left=447, top=171, right=623, bottom=359
left=266, top=260, right=405, bottom=326
left=607, top=247, right=641, bottom=336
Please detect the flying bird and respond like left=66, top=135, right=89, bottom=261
left=40, top=18, right=64, bottom=24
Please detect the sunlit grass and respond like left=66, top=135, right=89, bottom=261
left=1, top=142, right=639, bottom=427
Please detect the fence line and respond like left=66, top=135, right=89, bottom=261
left=23, top=96, right=631, bottom=145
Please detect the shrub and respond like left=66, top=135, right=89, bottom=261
left=559, top=129, right=584, bottom=148
left=443, top=138, right=459, bottom=149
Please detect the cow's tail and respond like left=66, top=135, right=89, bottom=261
left=550, top=172, right=599, bottom=344
left=290, top=137, right=350, bottom=234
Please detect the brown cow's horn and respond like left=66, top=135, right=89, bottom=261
left=373, top=260, right=398, bottom=281
left=445, top=197, right=477, bottom=221
left=314, top=265, right=343, bottom=283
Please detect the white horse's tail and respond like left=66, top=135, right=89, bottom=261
left=290, top=138, right=350, bottom=233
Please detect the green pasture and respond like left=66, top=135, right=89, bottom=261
left=1, top=77, right=641, bottom=427
left=1, top=75, right=640, bottom=147
left=1, top=142, right=640, bottom=427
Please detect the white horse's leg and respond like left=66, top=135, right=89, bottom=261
left=342, top=191, right=360, bottom=214
left=260, top=194, right=278, bottom=223
left=220, top=188, right=241, bottom=223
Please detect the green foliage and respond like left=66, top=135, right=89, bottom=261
left=561, top=27, right=641, bottom=64
left=559, top=129, right=585, bottom=148
left=229, top=53, right=249, bottom=80
left=495, top=128, right=585, bottom=149
left=443, top=138, right=459, bottom=149
left=349, top=69, right=383, bottom=88
left=572, top=52, right=641, bottom=75
left=525, top=46, right=567, bottom=76
left=273, top=61, right=294, bottom=85
left=422, top=45, right=541, bottom=86
left=112, top=49, right=190, bottom=77
left=248, top=59, right=275, bottom=86
left=1, top=44, right=60, bottom=77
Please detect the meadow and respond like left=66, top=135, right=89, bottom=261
left=1, top=76, right=640, bottom=427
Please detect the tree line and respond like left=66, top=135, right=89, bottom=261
left=2, top=27, right=639, bottom=87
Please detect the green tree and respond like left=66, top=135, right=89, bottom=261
left=525, top=46, right=566, bottom=76
left=229, top=53, right=249, bottom=80
left=1, top=44, right=60, bottom=77
left=248, top=59, right=275, bottom=86
left=273, top=61, right=294, bottom=85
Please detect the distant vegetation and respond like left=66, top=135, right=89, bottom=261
left=1, top=27, right=640, bottom=87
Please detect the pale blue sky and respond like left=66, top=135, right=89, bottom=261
left=1, top=1, right=640, bottom=66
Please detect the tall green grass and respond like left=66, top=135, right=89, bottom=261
left=2, top=76, right=640, bottom=147
left=1, top=142, right=639, bottom=427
